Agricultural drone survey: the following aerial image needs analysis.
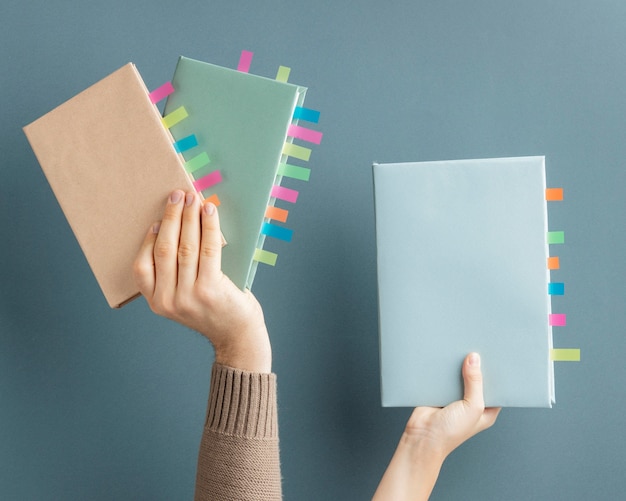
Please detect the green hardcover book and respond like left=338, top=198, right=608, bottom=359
left=162, top=52, right=321, bottom=290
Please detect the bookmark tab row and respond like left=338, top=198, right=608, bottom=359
left=546, top=186, right=579, bottom=363
left=228, top=52, right=322, bottom=268
left=150, top=82, right=223, bottom=199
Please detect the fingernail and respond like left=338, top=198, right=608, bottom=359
left=185, top=192, right=195, bottom=206
left=152, top=222, right=161, bottom=234
left=170, top=190, right=183, bottom=204
left=221, top=232, right=228, bottom=247
left=203, top=202, right=216, bottom=216
left=469, top=352, right=481, bottom=367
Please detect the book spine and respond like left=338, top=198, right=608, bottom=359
left=546, top=187, right=579, bottom=362
left=235, top=50, right=323, bottom=271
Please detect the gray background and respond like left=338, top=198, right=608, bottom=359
left=1, top=1, right=623, bottom=499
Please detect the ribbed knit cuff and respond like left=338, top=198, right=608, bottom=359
left=206, top=363, right=278, bottom=439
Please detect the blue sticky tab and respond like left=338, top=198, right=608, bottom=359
left=293, top=106, right=320, bottom=123
left=261, top=222, right=293, bottom=242
left=548, top=282, right=565, bottom=295
left=173, top=134, right=199, bottom=153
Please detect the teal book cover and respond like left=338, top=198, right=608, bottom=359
left=162, top=54, right=320, bottom=290
left=373, top=156, right=573, bottom=408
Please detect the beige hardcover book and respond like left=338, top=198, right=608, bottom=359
left=23, top=63, right=197, bottom=308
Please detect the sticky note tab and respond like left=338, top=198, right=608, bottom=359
left=550, top=349, right=580, bottom=362
left=193, top=170, right=222, bottom=192
left=278, top=163, right=311, bottom=181
left=283, top=142, right=312, bottom=161
left=546, top=188, right=564, bottom=201
left=547, top=256, right=560, bottom=270
left=162, top=106, right=188, bottom=128
left=549, top=314, right=567, bottom=326
left=547, top=231, right=565, bottom=244
left=261, top=222, right=293, bottom=242
left=548, top=282, right=565, bottom=295
left=265, top=206, right=289, bottom=223
left=253, top=248, right=278, bottom=266
left=185, top=152, right=210, bottom=173
left=287, top=124, right=323, bottom=145
left=149, top=82, right=174, bottom=104
left=293, top=106, right=320, bottom=123
left=276, top=66, right=291, bottom=82
left=203, top=193, right=220, bottom=207
left=271, top=185, right=299, bottom=203
left=237, top=50, right=253, bottom=73
left=173, top=134, right=199, bottom=153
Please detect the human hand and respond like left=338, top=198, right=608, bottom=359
left=402, top=352, right=501, bottom=462
left=372, top=353, right=500, bottom=501
left=133, top=190, right=272, bottom=373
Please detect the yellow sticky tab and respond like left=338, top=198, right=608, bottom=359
left=276, top=66, right=291, bottom=82
left=550, top=349, right=580, bottom=362
left=161, top=106, right=188, bottom=128
left=253, top=248, right=278, bottom=266
left=282, top=142, right=311, bottom=161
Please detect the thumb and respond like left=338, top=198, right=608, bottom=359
left=462, top=352, right=485, bottom=410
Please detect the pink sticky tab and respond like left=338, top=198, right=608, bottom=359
left=193, top=170, right=223, bottom=192
left=271, top=185, right=299, bottom=203
left=148, top=82, right=175, bottom=104
left=237, top=50, right=253, bottom=72
left=288, top=124, right=323, bottom=144
left=549, top=314, right=567, bottom=327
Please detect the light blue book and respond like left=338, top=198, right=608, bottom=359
left=373, top=156, right=560, bottom=407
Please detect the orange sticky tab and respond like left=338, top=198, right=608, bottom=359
left=265, top=206, right=289, bottom=223
left=546, top=188, right=563, bottom=201
left=547, top=256, right=560, bottom=270
left=203, top=193, right=221, bottom=207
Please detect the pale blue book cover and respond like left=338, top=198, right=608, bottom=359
left=373, top=156, right=555, bottom=407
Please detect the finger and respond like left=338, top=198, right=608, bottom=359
left=133, top=222, right=160, bottom=298
left=481, top=407, right=501, bottom=429
left=462, top=352, right=485, bottom=410
left=177, top=192, right=201, bottom=289
left=197, top=202, right=224, bottom=284
left=153, top=190, right=185, bottom=298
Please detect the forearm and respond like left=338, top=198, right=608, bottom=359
left=195, top=363, right=282, bottom=501
left=372, top=433, right=445, bottom=501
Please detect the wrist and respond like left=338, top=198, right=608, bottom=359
left=373, top=431, right=445, bottom=501
left=399, top=430, right=448, bottom=471
left=214, top=335, right=272, bottom=373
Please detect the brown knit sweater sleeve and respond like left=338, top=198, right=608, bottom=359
left=194, top=363, right=282, bottom=501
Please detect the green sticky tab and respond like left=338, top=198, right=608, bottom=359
left=547, top=231, right=565, bottom=244
left=253, top=248, right=278, bottom=266
left=278, top=162, right=311, bottom=181
left=185, top=152, right=210, bottom=173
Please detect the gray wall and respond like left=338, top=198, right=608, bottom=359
left=2, top=1, right=624, bottom=499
